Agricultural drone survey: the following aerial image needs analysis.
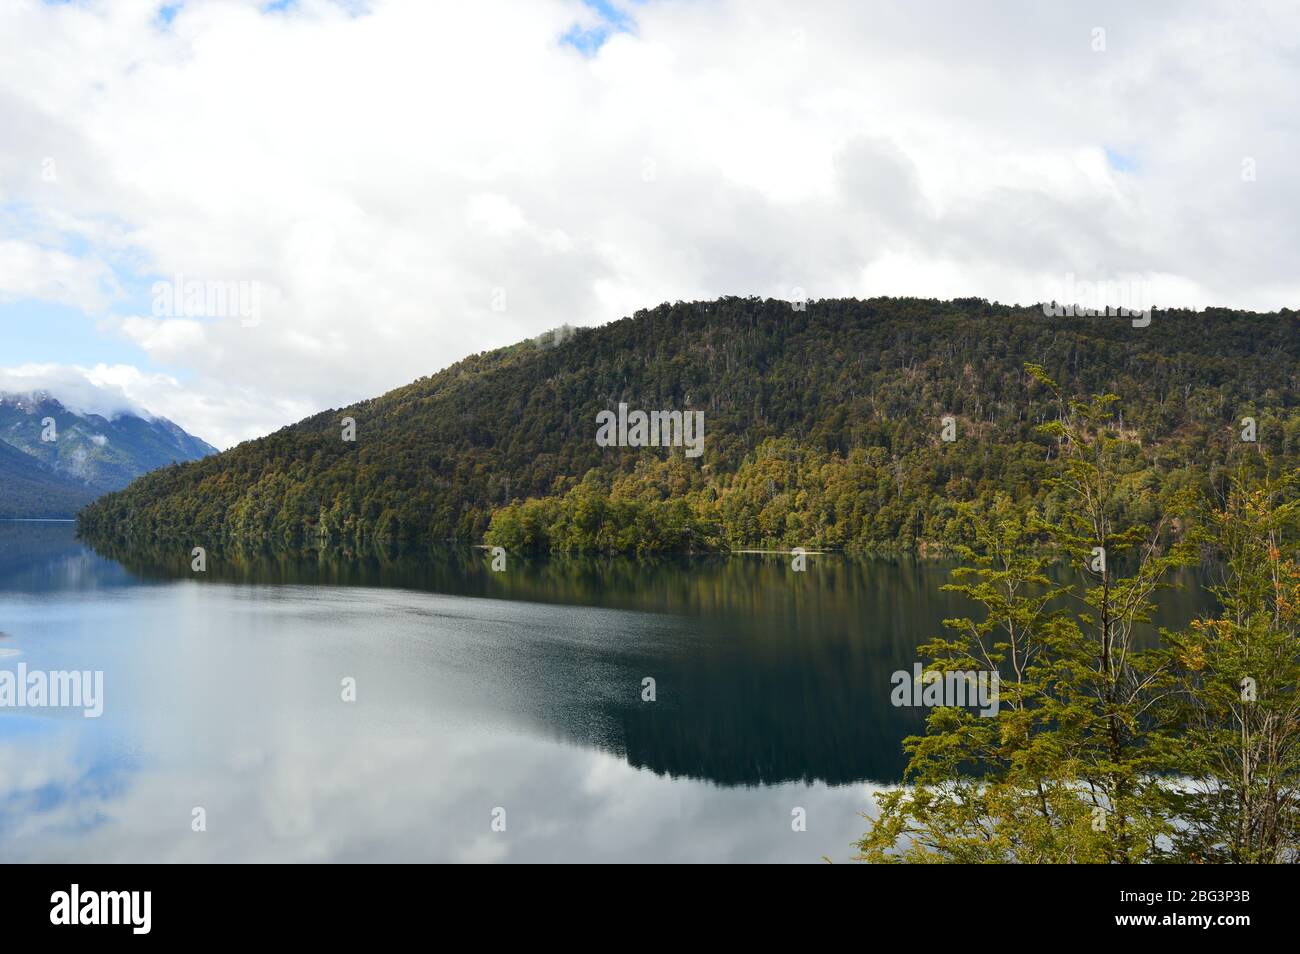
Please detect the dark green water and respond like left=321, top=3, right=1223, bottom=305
left=0, top=521, right=1213, bottom=862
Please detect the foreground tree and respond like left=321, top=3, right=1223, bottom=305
left=857, top=368, right=1197, bottom=862
left=1027, top=367, right=1197, bottom=860
left=1159, top=464, right=1300, bottom=862
left=855, top=494, right=1113, bottom=862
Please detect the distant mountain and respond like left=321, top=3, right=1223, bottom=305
left=0, top=391, right=216, bottom=518
left=0, top=437, right=95, bottom=518
left=77, top=297, right=1300, bottom=554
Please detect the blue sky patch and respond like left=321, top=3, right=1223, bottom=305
left=561, top=0, right=637, bottom=56
left=1105, top=146, right=1140, bottom=174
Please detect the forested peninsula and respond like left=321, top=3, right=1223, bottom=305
left=77, top=297, right=1300, bottom=555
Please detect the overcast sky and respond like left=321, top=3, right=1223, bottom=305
left=1, top=0, right=1297, bottom=448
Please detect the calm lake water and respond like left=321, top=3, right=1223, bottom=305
left=0, top=520, right=1213, bottom=863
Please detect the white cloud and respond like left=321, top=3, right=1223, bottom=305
left=115, top=316, right=209, bottom=362
left=0, top=363, right=155, bottom=420
left=465, top=193, right=530, bottom=236
left=0, top=239, right=117, bottom=313
left=0, top=362, right=300, bottom=449
left=0, top=0, right=1297, bottom=446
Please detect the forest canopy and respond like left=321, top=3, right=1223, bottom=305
left=77, top=297, right=1300, bottom=555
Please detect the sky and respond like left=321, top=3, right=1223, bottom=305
left=1, top=0, right=1297, bottom=449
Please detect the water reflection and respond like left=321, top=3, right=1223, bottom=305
left=0, top=522, right=1217, bottom=862
left=76, top=535, right=976, bottom=783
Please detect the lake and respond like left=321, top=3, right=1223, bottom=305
left=0, top=520, right=1213, bottom=862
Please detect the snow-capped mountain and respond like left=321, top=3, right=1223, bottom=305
left=0, top=390, right=216, bottom=518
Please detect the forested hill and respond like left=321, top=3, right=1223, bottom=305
left=77, top=297, right=1300, bottom=553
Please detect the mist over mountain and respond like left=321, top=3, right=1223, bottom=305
left=77, top=297, right=1300, bottom=553
left=0, top=390, right=216, bottom=518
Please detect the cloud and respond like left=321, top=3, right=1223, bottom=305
left=0, top=362, right=296, bottom=448
left=0, top=239, right=118, bottom=313
left=0, top=363, right=154, bottom=420
left=115, top=316, right=209, bottom=363
left=0, top=0, right=1298, bottom=445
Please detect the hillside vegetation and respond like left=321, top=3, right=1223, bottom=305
left=77, top=297, right=1300, bottom=553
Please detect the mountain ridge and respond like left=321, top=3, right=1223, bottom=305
left=76, top=296, right=1300, bottom=553
left=0, top=391, right=216, bottom=518
left=0, top=436, right=97, bottom=518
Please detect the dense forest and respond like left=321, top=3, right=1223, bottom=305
left=857, top=373, right=1300, bottom=863
left=77, top=297, right=1300, bottom=554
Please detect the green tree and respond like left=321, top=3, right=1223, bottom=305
left=1159, top=464, right=1300, bottom=862
left=858, top=369, right=1197, bottom=862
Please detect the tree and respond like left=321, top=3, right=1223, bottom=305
left=855, top=494, right=1112, bottom=862
left=858, top=368, right=1197, bottom=862
left=1159, top=463, right=1300, bottom=862
left=1026, top=365, right=1197, bottom=861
